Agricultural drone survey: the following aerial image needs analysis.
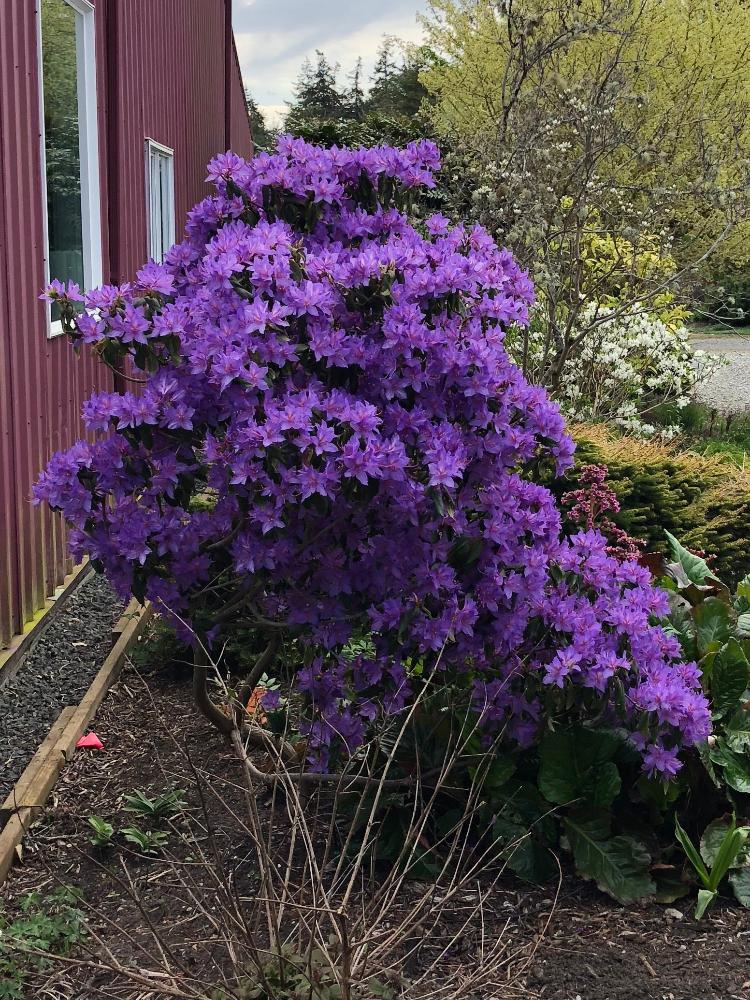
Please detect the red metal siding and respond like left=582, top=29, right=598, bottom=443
left=107, top=0, right=252, bottom=281
left=0, top=0, right=252, bottom=647
left=0, top=0, right=113, bottom=646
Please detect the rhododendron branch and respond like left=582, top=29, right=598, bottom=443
left=192, top=656, right=234, bottom=736
left=236, top=635, right=281, bottom=717
left=231, top=728, right=429, bottom=791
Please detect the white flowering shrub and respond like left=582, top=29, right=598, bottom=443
left=508, top=306, right=724, bottom=437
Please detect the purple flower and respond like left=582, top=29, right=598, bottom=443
left=137, top=261, right=175, bottom=295
left=543, top=649, right=582, bottom=688
left=41, top=278, right=83, bottom=303
left=642, top=743, right=682, bottom=779
left=425, top=213, right=451, bottom=236
left=261, top=689, right=282, bottom=712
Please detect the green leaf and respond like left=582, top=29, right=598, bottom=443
left=675, top=816, right=710, bottom=886
left=725, top=707, right=750, bottom=752
left=736, top=613, right=750, bottom=639
left=694, top=599, right=731, bottom=657
left=494, top=780, right=558, bottom=845
left=700, top=818, right=735, bottom=868
left=695, top=815, right=749, bottom=891
left=652, top=870, right=691, bottom=904
left=86, top=816, right=114, bottom=846
left=695, top=888, right=717, bottom=920
left=664, top=593, right=698, bottom=660
left=473, top=754, right=516, bottom=794
left=665, top=531, right=721, bottom=585
left=711, top=640, right=750, bottom=717
left=737, top=575, right=750, bottom=603
left=369, top=981, right=396, bottom=1000
left=564, top=810, right=655, bottom=904
left=708, top=743, right=750, bottom=793
left=492, top=817, right=557, bottom=884
left=709, top=825, right=749, bottom=889
left=729, top=867, right=750, bottom=907
left=538, top=729, right=622, bottom=808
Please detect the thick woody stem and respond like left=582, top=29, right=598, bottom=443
left=192, top=650, right=233, bottom=736
left=235, top=635, right=281, bottom=723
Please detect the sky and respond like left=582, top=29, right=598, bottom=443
left=233, top=0, right=431, bottom=127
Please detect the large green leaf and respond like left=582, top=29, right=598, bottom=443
left=538, top=729, right=622, bottom=808
left=653, top=870, right=691, bottom=904
left=736, top=613, right=750, bottom=639
left=495, top=780, right=558, bottom=845
left=708, top=743, right=750, bottom=793
left=664, top=593, right=698, bottom=660
left=665, top=531, right=721, bottom=586
left=564, top=810, right=655, bottom=904
left=725, top=707, right=750, bottom=753
left=711, top=640, right=750, bottom=718
left=699, top=818, right=750, bottom=883
left=697, top=743, right=723, bottom=789
left=475, top=755, right=516, bottom=794
left=729, top=867, right=750, bottom=907
left=700, top=818, right=734, bottom=868
left=694, top=600, right=731, bottom=657
left=492, top=817, right=557, bottom=884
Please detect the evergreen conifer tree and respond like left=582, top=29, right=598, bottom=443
left=245, top=90, right=274, bottom=152
left=287, top=50, right=343, bottom=125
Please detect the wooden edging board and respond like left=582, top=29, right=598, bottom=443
left=0, top=599, right=153, bottom=885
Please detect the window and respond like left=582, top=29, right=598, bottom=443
left=145, top=140, right=175, bottom=263
left=38, top=0, right=102, bottom=335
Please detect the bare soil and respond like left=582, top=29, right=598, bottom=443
left=2, top=631, right=750, bottom=1000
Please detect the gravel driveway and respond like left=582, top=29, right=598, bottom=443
left=692, top=334, right=750, bottom=412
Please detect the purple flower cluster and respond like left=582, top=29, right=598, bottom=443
left=36, top=137, right=710, bottom=775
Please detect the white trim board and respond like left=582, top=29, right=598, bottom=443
left=36, top=0, right=102, bottom=339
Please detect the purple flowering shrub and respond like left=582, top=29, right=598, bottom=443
left=36, top=137, right=710, bottom=777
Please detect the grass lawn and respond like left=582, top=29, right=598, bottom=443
left=688, top=319, right=749, bottom=337
left=674, top=402, right=750, bottom=465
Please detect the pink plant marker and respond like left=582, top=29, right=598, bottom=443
left=76, top=732, right=104, bottom=750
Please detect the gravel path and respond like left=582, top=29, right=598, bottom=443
left=692, top=333, right=750, bottom=412
left=0, top=572, right=123, bottom=805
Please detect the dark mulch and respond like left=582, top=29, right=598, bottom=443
left=0, top=572, right=123, bottom=804
left=2, top=634, right=750, bottom=1000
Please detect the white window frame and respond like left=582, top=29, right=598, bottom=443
left=37, top=0, right=102, bottom=338
left=145, top=139, right=176, bottom=264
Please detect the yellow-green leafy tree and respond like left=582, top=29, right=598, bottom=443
left=421, top=0, right=750, bottom=389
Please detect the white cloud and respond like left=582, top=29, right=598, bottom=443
left=233, top=0, right=429, bottom=110
left=259, top=104, right=288, bottom=129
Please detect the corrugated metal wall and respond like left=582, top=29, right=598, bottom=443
left=108, top=0, right=252, bottom=279
left=0, top=0, right=113, bottom=647
left=0, top=0, right=252, bottom=647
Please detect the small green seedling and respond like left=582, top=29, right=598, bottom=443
left=675, top=815, right=750, bottom=918
left=87, top=816, right=115, bottom=847
left=121, top=826, right=169, bottom=855
left=0, top=888, right=87, bottom=997
left=122, top=787, right=187, bottom=820
left=216, top=943, right=396, bottom=1000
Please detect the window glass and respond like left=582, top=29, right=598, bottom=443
left=41, top=0, right=84, bottom=321
left=147, top=144, right=175, bottom=263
